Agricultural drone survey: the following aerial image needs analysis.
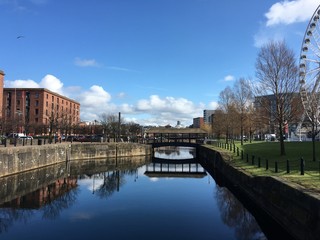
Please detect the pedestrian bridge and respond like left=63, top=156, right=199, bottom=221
left=145, top=127, right=208, bottom=149
left=151, top=141, right=199, bottom=148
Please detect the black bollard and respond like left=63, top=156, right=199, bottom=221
left=258, top=157, right=261, bottom=168
left=286, top=159, right=290, bottom=173
left=300, top=157, right=305, bottom=175
left=275, top=161, right=278, bottom=173
left=266, top=159, right=269, bottom=170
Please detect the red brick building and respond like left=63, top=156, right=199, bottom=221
left=0, top=70, right=80, bottom=135
left=193, top=117, right=204, bottom=128
left=3, top=88, right=80, bottom=135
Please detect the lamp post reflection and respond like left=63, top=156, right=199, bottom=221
left=92, top=174, right=95, bottom=194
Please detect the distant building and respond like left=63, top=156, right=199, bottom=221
left=193, top=117, right=204, bottom=128
left=254, top=93, right=304, bottom=139
left=175, top=120, right=184, bottom=128
left=203, top=110, right=215, bottom=124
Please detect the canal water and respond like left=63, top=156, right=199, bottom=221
left=0, top=146, right=293, bottom=240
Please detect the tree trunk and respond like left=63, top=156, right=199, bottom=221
left=312, top=123, right=316, bottom=161
left=278, top=123, right=286, bottom=156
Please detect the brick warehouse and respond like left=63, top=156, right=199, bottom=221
left=0, top=69, right=80, bottom=136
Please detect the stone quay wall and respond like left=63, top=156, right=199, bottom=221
left=198, top=145, right=320, bottom=240
left=0, top=142, right=152, bottom=177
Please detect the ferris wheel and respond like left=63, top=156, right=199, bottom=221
left=299, top=4, right=320, bottom=125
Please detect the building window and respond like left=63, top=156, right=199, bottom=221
left=35, top=92, right=39, bottom=98
left=46, top=101, right=48, bottom=107
left=17, top=100, right=20, bottom=106
left=35, top=118, right=38, bottom=123
left=46, top=94, right=48, bottom=99
left=52, top=96, right=54, bottom=102
left=35, top=100, right=39, bottom=106
left=35, top=109, right=39, bottom=115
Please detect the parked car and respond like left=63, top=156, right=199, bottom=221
left=19, top=136, right=33, bottom=140
left=8, top=133, right=26, bottom=138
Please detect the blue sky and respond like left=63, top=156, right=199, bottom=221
left=0, top=0, right=319, bottom=126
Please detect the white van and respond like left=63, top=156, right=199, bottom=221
left=8, top=133, right=26, bottom=138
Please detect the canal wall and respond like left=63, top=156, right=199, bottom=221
left=0, top=143, right=152, bottom=177
left=198, top=145, right=320, bottom=240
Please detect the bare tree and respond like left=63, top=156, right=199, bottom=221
left=100, top=113, right=124, bottom=142
left=125, top=122, right=142, bottom=142
left=232, top=78, right=253, bottom=145
left=218, top=86, right=236, bottom=144
left=211, top=109, right=224, bottom=140
left=254, top=40, right=300, bottom=155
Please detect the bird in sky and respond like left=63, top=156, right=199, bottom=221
left=17, top=36, right=24, bottom=39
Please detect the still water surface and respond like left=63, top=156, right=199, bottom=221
left=0, top=147, right=289, bottom=239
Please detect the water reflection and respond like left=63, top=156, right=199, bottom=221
left=154, top=146, right=196, bottom=159
left=0, top=177, right=79, bottom=233
left=0, top=148, right=293, bottom=239
left=216, top=187, right=266, bottom=240
left=0, top=156, right=147, bottom=235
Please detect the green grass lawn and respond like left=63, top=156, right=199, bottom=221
left=205, top=141, right=320, bottom=193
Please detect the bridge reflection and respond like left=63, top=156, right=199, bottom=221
left=144, top=157, right=207, bottom=178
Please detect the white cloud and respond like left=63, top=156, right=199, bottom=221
left=74, top=57, right=100, bottom=67
left=265, top=0, right=318, bottom=26
left=39, top=74, right=64, bottom=94
left=137, top=95, right=196, bottom=114
left=74, top=85, right=117, bottom=121
left=120, top=103, right=134, bottom=113
left=224, top=75, right=235, bottom=82
left=4, top=79, right=39, bottom=88
left=254, top=0, right=319, bottom=48
left=208, top=101, right=219, bottom=110
left=4, top=74, right=64, bottom=94
left=78, top=85, right=111, bottom=107
left=133, top=95, right=204, bottom=126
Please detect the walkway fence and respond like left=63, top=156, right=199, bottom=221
left=213, top=141, right=320, bottom=177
